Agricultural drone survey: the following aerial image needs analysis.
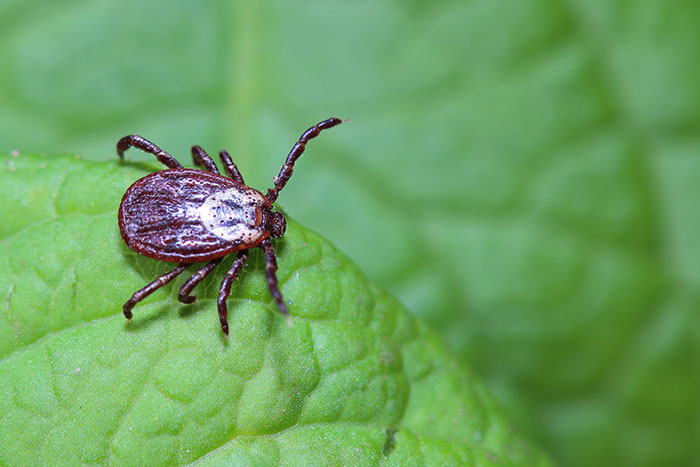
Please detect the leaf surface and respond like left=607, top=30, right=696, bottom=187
left=1, top=1, right=698, bottom=465
left=0, top=154, right=548, bottom=466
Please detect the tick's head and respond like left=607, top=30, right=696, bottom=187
left=265, top=209, right=286, bottom=238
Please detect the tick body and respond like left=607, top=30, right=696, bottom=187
left=117, top=117, right=343, bottom=335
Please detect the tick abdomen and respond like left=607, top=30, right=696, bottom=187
left=119, top=169, right=270, bottom=263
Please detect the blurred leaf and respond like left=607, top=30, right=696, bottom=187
left=1, top=1, right=698, bottom=465
left=0, top=154, right=549, bottom=466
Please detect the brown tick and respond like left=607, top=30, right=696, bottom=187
left=117, top=118, right=343, bottom=335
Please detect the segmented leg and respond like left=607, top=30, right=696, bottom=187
left=117, top=135, right=183, bottom=169
left=178, top=258, right=223, bottom=304
left=123, top=264, right=188, bottom=319
left=219, top=150, right=245, bottom=184
left=217, top=250, right=249, bottom=335
left=266, top=117, right=344, bottom=203
left=260, top=238, right=289, bottom=315
left=191, top=145, right=220, bottom=174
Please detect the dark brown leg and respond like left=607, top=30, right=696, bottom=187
left=123, top=264, right=188, bottom=319
left=117, top=135, right=183, bottom=169
left=260, top=238, right=289, bottom=315
left=217, top=250, right=249, bottom=335
left=191, top=145, right=220, bottom=174
left=178, top=258, right=223, bottom=304
left=265, top=117, right=344, bottom=203
left=219, top=150, right=245, bottom=184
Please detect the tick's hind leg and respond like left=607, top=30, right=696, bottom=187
left=117, top=135, right=183, bottom=169
left=217, top=250, right=249, bottom=335
left=178, top=258, right=223, bottom=304
left=123, top=264, right=188, bottom=320
left=191, top=146, right=220, bottom=174
left=260, top=238, right=289, bottom=315
left=219, top=150, right=245, bottom=184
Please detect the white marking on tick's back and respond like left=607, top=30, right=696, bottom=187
left=199, top=188, right=263, bottom=243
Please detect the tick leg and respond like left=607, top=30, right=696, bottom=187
left=178, top=258, right=223, bottom=304
left=219, top=150, right=245, bottom=184
left=217, top=250, right=249, bottom=335
left=191, top=145, right=220, bottom=174
left=117, top=135, right=183, bottom=169
left=266, top=117, right=344, bottom=204
left=123, top=264, right=188, bottom=320
left=260, top=238, right=289, bottom=315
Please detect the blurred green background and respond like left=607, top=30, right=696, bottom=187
left=1, top=1, right=698, bottom=465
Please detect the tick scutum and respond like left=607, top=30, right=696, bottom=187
left=198, top=187, right=267, bottom=244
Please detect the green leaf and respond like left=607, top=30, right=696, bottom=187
left=2, top=2, right=698, bottom=465
left=0, top=153, right=549, bottom=466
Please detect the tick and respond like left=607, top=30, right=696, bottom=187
left=117, top=117, right=343, bottom=335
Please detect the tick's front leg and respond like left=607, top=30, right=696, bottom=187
left=265, top=117, right=343, bottom=203
left=260, top=238, right=289, bottom=315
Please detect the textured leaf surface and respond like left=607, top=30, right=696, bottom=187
left=0, top=154, right=548, bottom=466
left=1, top=1, right=699, bottom=465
